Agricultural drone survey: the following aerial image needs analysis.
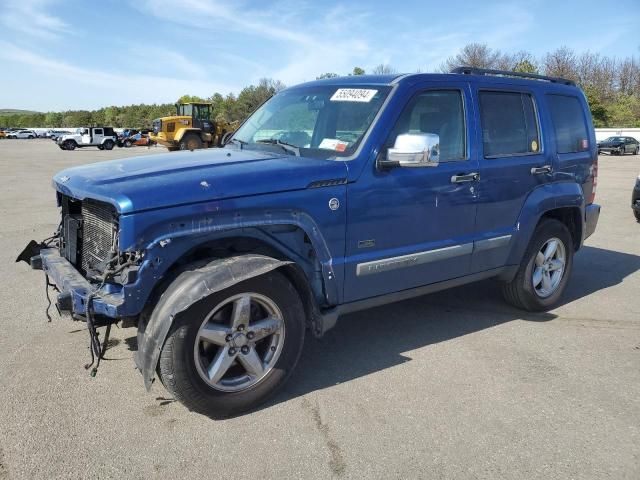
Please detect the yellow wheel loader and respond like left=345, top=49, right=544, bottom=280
left=149, top=102, right=238, bottom=151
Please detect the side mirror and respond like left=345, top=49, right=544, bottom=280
left=379, top=133, right=440, bottom=169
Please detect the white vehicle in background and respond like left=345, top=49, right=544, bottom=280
left=57, top=127, right=118, bottom=150
left=7, top=129, right=37, bottom=139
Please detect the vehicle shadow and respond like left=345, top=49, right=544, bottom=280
left=256, top=245, right=639, bottom=414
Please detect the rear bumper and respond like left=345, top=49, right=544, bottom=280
left=38, top=248, right=122, bottom=318
left=584, top=203, right=600, bottom=241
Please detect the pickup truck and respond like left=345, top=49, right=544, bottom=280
left=20, top=68, right=600, bottom=417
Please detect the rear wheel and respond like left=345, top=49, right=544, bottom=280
left=103, top=140, right=114, bottom=150
left=179, top=133, right=203, bottom=151
left=28, top=135, right=34, bottom=139
left=634, top=147, right=639, bottom=155
left=502, top=219, right=574, bottom=311
left=157, top=269, right=305, bottom=417
left=634, top=209, right=640, bottom=223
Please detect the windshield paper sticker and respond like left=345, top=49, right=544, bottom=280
left=319, top=138, right=349, bottom=151
left=330, top=88, right=377, bottom=102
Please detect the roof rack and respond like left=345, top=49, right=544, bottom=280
left=450, top=66, right=576, bottom=86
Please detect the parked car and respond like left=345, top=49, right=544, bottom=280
left=597, top=136, right=639, bottom=155
left=19, top=68, right=600, bottom=417
left=48, top=130, right=72, bottom=141
left=7, top=129, right=36, bottom=139
left=0, top=130, right=6, bottom=139
left=632, top=174, right=640, bottom=222
left=117, top=130, right=153, bottom=147
left=57, top=127, right=118, bottom=150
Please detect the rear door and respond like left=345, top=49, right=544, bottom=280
left=471, top=84, right=551, bottom=272
left=93, top=128, right=104, bottom=145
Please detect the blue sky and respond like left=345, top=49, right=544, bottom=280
left=0, top=0, right=638, bottom=112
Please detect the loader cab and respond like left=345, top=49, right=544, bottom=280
left=176, top=102, right=214, bottom=134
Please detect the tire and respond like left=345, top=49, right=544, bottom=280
left=28, top=135, right=34, bottom=139
left=501, top=218, right=574, bottom=311
left=157, top=269, right=305, bottom=418
left=97, top=145, right=105, bottom=150
left=103, top=140, right=114, bottom=150
left=634, top=147, right=639, bottom=155
left=124, top=140, right=132, bottom=148
left=64, top=140, right=77, bottom=150
left=179, top=133, right=203, bottom=151
left=634, top=210, right=640, bottom=223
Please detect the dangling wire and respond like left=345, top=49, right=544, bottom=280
left=44, top=274, right=58, bottom=322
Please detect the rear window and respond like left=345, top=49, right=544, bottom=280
left=547, top=95, right=589, bottom=153
left=479, top=91, right=540, bottom=157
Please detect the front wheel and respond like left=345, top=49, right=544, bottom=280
left=501, top=219, right=574, bottom=311
left=63, top=140, right=76, bottom=150
left=157, top=269, right=305, bottom=417
left=179, top=133, right=203, bottom=151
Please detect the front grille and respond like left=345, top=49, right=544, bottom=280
left=81, top=200, right=118, bottom=274
left=59, top=195, right=118, bottom=277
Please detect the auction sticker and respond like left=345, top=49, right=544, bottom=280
left=319, top=138, right=349, bottom=151
left=330, top=88, right=377, bottom=102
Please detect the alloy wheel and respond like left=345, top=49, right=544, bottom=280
left=193, top=293, right=285, bottom=392
left=532, top=237, right=566, bottom=298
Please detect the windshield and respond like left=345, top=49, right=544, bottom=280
left=232, top=85, right=391, bottom=159
left=604, top=136, right=624, bottom=142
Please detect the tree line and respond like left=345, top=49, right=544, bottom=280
left=1, top=44, right=639, bottom=129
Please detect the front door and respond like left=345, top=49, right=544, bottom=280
left=470, top=85, right=552, bottom=272
left=343, top=84, right=479, bottom=302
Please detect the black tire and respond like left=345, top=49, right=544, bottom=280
left=64, top=140, right=77, bottom=150
left=501, top=219, right=574, bottom=311
left=179, top=133, right=203, bottom=151
left=124, top=139, right=132, bottom=148
left=634, top=210, right=640, bottom=223
left=157, top=269, right=305, bottom=418
left=28, top=135, right=34, bottom=139
left=103, top=140, right=114, bottom=150
left=634, top=147, right=639, bottom=155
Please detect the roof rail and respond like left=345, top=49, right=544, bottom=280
left=450, top=66, right=576, bottom=86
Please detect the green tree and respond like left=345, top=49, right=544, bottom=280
left=351, top=67, right=365, bottom=75
left=513, top=59, right=538, bottom=74
left=316, top=72, right=339, bottom=79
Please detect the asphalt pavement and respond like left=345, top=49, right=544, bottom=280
left=0, top=139, right=638, bottom=479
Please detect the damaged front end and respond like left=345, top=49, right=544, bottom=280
left=17, top=194, right=143, bottom=374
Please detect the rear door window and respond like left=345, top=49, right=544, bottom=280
left=479, top=91, right=540, bottom=157
left=546, top=94, right=589, bottom=153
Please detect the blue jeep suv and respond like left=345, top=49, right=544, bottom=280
left=20, top=68, right=600, bottom=417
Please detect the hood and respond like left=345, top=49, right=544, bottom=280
left=53, top=147, right=348, bottom=214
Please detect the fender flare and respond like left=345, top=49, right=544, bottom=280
left=135, top=254, right=291, bottom=390
left=173, top=128, right=202, bottom=143
left=505, top=181, right=584, bottom=268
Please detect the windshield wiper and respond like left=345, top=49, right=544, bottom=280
left=255, top=138, right=300, bottom=156
left=228, top=137, right=247, bottom=149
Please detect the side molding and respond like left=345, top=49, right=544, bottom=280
left=135, top=254, right=291, bottom=390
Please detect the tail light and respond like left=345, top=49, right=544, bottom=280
left=589, top=158, right=598, bottom=204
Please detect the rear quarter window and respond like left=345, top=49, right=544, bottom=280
left=546, top=94, right=589, bottom=153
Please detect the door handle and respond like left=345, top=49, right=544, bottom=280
left=531, top=165, right=552, bottom=175
left=450, top=172, right=479, bottom=183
